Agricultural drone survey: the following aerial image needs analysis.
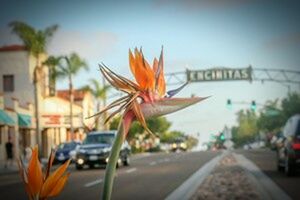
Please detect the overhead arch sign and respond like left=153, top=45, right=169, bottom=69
left=187, top=66, right=252, bottom=82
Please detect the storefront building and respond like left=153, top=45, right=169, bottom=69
left=0, top=44, right=95, bottom=159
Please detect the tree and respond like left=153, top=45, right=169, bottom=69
left=160, top=130, right=184, bottom=143
left=110, top=116, right=171, bottom=140
left=55, top=53, right=89, bottom=138
left=9, top=21, right=58, bottom=149
left=43, top=56, right=63, bottom=96
left=257, top=99, right=283, bottom=132
left=232, top=109, right=258, bottom=146
left=185, top=135, right=199, bottom=149
left=82, top=79, right=111, bottom=130
left=281, top=92, right=300, bottom=120
left=257, top=93, right=300, bottom=133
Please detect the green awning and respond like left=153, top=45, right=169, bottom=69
left=18, top=113, right=31, bottom=128
left=0, top=109, right=15, bottom=126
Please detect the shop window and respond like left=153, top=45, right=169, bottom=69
left=3, top=75, right=14, bottom=92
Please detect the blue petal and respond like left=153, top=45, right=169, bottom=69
left=166, top=82, right=189, bottom=98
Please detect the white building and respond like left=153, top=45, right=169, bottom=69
left=0, top=45, right=95, bottom=159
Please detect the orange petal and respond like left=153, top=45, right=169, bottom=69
left=45, top=149, right=55, bottom=179
left=132, top=48, right=155, bottom=90
left=48, top=173, right=70, bottom=197
left=129, top=49, right=136, bottom=77
left=27, top=146, right=43, bottom=196
left=152, top=58, right=158, bottom=75
left=132, top=101, right=154, bottom=136
left=156, top=48, right=166, bottom=96
left=157, top=70, right=166, bottom=96
left=40, top=159, right=70, bottom=198
left=18, top=159, right=33, bottom=199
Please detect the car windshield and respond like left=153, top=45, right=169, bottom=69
left=83, top=133, right=115, bottom=145
left=58, top=142, right=76, bottom=150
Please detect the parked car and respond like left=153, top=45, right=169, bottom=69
left=277, top=114, right=300, bottom=176
left=75, top=131, right=131, bottom=170
left=54, top=141, right=81, bottom=163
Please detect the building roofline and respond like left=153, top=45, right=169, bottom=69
left=0, top=44, right=27, bottom=52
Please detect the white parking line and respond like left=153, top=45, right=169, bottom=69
left=126, top=168, right=137, bottom=173
left=84, top=179, right=103, bottom=187
left=149, top=161, right=157, bottom=166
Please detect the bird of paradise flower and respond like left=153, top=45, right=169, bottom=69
left=18, top=146, right=70, bottom=200
left=88, top=47, right=208, bottom=200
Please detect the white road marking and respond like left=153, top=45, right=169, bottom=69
left=126, top=168, right=137, bottom=173
left=84, top=179, right=103, bottom=187
left=131, top=153, right=151, bottom=161
left=149, top=161, right=157, bottom=166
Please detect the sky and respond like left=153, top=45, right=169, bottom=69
left=1, top=0, right=300, bottom=143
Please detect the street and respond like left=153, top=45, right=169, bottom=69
left=0, top=151, right=220, bottom=200
left=1, top=149, right=299, bottom=200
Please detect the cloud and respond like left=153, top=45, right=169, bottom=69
left=48, top=30, right=118, bottom=60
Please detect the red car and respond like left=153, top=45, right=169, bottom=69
left=277, top=114, right=300, bottom=176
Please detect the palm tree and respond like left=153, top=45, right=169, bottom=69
left=43, top=56, right=63, bottom=96
left=82, top=79, right=111, bottom=130
left=9, top=21, right=58, bottom=149
left=55, top=53, right=89, bottom=139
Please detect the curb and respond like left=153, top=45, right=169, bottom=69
left=165, top=151, right=226, bottom=200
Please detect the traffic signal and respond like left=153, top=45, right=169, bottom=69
left=226, top=99, right=232, bottom=110
left=220, top=133, right=225, bottom=141
left=251, top=100, right=256, bottom=111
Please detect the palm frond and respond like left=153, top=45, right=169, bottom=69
left=43, top=25, right=59, bottom=38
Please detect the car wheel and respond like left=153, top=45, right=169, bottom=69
left=285, top=156, right=296, bottom=176
left=123, top=156, right=130, bottom=166
left=76, top=164, right=83, bottom=170
left=277, top=164, right=285, bottom=172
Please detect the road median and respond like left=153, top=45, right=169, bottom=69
left=166, top=151, right=291, bottom=200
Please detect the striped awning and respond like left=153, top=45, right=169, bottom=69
left=18, top=113, right=31, bottom=128
left=0, top=109, right=15, bottom=126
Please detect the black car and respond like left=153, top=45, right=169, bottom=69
left=277, top=114, right=300, bottom=176
left=54, top=141, right=81, bottom=163
left=75, top=131, right=131, bottom=170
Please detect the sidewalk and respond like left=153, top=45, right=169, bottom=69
left=0, top=158, right=49, bottom=176
left=0, top=161, right=19, bottom=176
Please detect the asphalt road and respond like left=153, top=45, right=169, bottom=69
left=236, top=149, right=300, bottom=200
left=0, top=151, right=220, bottom=200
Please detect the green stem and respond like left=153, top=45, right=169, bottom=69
left=102, top=120, right=124, bottom=200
